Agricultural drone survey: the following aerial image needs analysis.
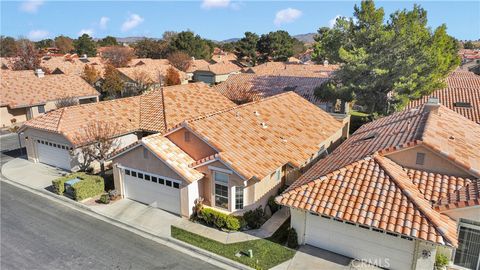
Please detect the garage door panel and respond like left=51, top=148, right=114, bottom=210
left=36, top=139, right=71, bottom=170
left=305, top=214, right=414, bottom=270
left=123, top=168, right=181, bottom=215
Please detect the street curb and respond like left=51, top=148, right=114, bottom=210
left=1, top=178, right=253, bottom=270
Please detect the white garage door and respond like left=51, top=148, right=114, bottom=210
left=305, top=213, right=415, bottom=270
left=36, top=139, right=71, bottom=170
left=123, top=167, right=181, bottom=215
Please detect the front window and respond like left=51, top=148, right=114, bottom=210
left=235, top=186, right=244, bottom=210
left=214, top=172, right=229, bottom=209
left=38, top=105, right=45, bottom=114
left=454, top=224, right=480, bottom=270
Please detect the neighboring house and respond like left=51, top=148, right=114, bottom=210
left=211, top=49, right=238, bottom=64
left=407, top=69, right=480, bottom=124
left=19, top=82, right=235, bottom=171
left=185, top=59, right=211, bottom=81
left=246, top=61, right=339, bottom=77
left=277, top=99, right=480, bottom=270
left=1, top=69, right=99, bottom=128
left=41, top=54, right=106, bottom=77
left=109, top=92, right=345, bottom=217
left=117, top=58, right=188, bottom=86
left=193, top=61, right=242, bottom=85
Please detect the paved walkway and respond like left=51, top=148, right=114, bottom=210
left=1, top=158, right=67, bottom=189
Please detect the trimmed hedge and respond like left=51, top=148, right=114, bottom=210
left=52, top=172, right=105, bottom=201
left=71, top=175, right=104, bottom=201
left=52, top=172, right=90, bottom=195
left=199, top=208, right=240, bottom=231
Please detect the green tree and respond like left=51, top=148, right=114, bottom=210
left=257, top=30, right=294, bottom=62
left=292, top=38, right=306, bottom=56
left=463, top=41, right=474, bottom=49
left=0, top=36, right=17, bottom=57
left=235, top=32, right=259, bottom=66
left=35, top=39, right=54, bottom=49
left=169, top=31, right=213, bottom=60
left=54, top=35, right=74, bottom=54
left=314, top=0, right=459, bottom=114
left=312, top=17, right=351, bottom=64
left=133, top=38, right=170, bottom=59
left=74, top=34, right=97, bottom=57
left=97, top=36, right=118, bottom=47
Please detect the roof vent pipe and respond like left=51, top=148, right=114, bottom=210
left=261, top=122, right=268, bottom=129
left=254, top=111, right=260, bottom=116
left=425, top=97, right=440, bottom=114
left=35, top=69, right=45, bottom=78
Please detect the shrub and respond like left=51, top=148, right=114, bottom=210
left=99, top=193, right=110, bottom=204
left=287, top=228, right=298, bottom=249
left=268, top=196, right=280, bottom=214
left=71, top=174, right=104, bottom=201
left=435, top=253, right=449, bottom=269
left=52, top=172, right=90, bottom=195
left=198, top=208, right=240, bottom=231
left=243, top=206, right=267, bottom=229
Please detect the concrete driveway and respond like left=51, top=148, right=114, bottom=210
left=274, top=245, right=382, bottom=270
left=1, top=157, right=67, bottom=190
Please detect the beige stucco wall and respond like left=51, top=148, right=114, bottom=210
left=166, top=128, right=217, bottom=160
left=290, top=208, right=307, bottom=244
left=1, top=106, right=27, bottom=127
left=22, top=127, right=73, bottom=163
left=411, top=241, right=437, bottom=270
left=442, top=205, right=480, bottom=222
left=386, top=145, right=473, bottom=177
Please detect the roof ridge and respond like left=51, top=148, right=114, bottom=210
left=55, top=107, right=66, bottom=131
left=374, top=155, right=457, bottom=246
left=168, top=91, right=296, bottom=131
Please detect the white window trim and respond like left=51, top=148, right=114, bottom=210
left=234, top=186, right=244, bottom=210
left=118, top=165, right=182, bottom=185
left=213, top=171, right=229, bottom=210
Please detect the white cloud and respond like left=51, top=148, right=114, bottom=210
left=27, top=29, right=49, bottom=40
left=201, top=0, right=230, bottom=9
left=78, top=29, right=94, bottom=37
left=328, top=15, right=342, bottom=28
left=274, top=8, right=302, bottom=26
left=121, top=14, right=144, bottom=32
left=20, top=0, right=44, bottom=13
left=99, top=16, right=110, bottom=30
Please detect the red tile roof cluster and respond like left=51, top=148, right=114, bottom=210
left=1, top=70, right=100, bottom=109
left=195, top=61, right=241, bottom=75
left=214, top=73, right=330, bottom=106
left=176, top=92, right=344, bottom=181
left=40, top=55, right=106, bottom=76
left=117, top=58, right=187, bottom=83
left=247, top=62, right=339, bottom=77
left=277, top=104, right=480, bottom=246
left=406, top=70, right=480, bottom=124
left=21, top=82, right=235, bottom=146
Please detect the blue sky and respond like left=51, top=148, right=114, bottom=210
left=1, top=1, right=479, bottom=41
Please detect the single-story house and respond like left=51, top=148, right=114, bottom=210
left=40, top=54, right=106, bottom=77
left=406, top=69, right=480, bottom=124
left=19, top=82, right=235, bottom=171
left=1, top=69, right=99, bottom=128
left=277, top=99, right=480, bottom=270
left=109, top=92, right=346, bottom=217
left=117, top=58, right=188, bottom=86
left=193, top=61, right=242, bottom=85
left=185, top=59, right=211, bottom=81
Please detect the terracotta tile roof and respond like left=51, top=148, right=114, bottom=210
left=40, top=55, right=106, bottom=76
left=214, top=73, right=330, bottom=106
left=21, top=82, right=235, bottom=146
left=276, top=155, right=459, bottom=246
left=295, top=104, right=480, bottom=189
left=436, top=179, right=480, bottom=211
left=0, top=70, right=99, bottom=109
left=248, top=62, right=339, bottom=77
left=118, top=59, right=187, bottom=83
left=211, top=52, right=237, bottom=64
left=406, top=70, right=480, bottom=124
left=142, top=133, right=204, bottom=183
left=185, top=59, right=211, bottom=73
left=181, top=92, right=343, bottom=180
left=195, top=61, right=241, bottom=75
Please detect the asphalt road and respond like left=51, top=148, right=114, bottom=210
left=0, top=153, right=221, bottom=270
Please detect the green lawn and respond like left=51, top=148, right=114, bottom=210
left=171, top=224, right=296, bottom=270
left=350, top=110, right=370, bottom=117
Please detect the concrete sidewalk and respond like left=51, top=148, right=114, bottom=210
left=1, top=157, right=67, bottom=189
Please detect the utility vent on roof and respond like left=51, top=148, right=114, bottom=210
left=254, top=111, right=260, bottom=116
left=454, top=102, right=472, bottom=108
left=260, top=122, right=268, bottom=129
left=361, top=132, right=377, bottom=141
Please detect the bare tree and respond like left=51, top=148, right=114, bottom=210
left=81, top=64, right=101, bottom=85
left=100, top=46, right=134, bottom=68
left=74, top=122, right=120, bottom=176
left=167, top=51, right=192, bottom=72
left=165, top=66, right=181, bottom=86
left=55, top=96, right=79, bottom=108
left=11, top=39, right=40, bottom=70
left=223, top=83, right=257, bottom=105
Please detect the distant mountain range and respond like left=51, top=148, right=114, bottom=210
left=96, top=33, right=316, bottom=45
